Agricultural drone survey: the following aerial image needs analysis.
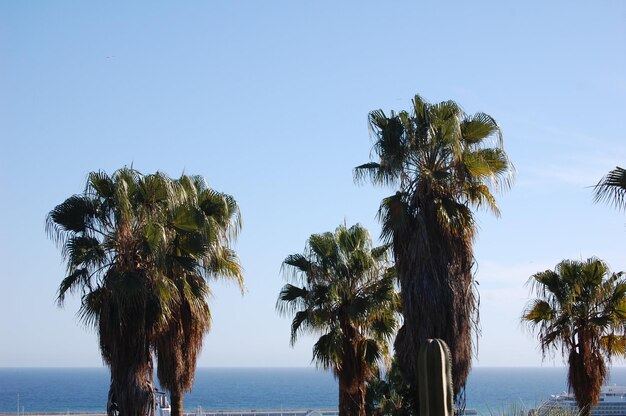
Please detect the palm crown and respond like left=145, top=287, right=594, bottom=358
left=355, top=95, right=513, bottom=238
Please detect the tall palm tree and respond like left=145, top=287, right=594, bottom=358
left=593, top=166, right=626, bottom=211
left=155, top=176, right=244, bottom=416
left=277, top=224, right=398, bottom=416
left=354, top=95, right=513, bottom=403
left=522, top=258, right=626, bottom=416
left=47, top=168, right=243, bottom=416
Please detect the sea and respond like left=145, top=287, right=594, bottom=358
left=2, top=367, right=626, bottom=415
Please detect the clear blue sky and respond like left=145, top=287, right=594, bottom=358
left=1, top=1, right=625, bottom=368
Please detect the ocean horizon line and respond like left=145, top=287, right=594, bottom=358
left=0, top=365, right=581, bottom=369
left=4, top=368, right=626, bottom=414
left=0, top=363, right=576, bottom=371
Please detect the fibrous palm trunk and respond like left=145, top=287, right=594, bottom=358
left=338, top=374, right=366, bottom=416
left=107, top=339, right=155, bottom=416
left=102, top=278, right=156, bottom=416
left=170, top=390, right=183, bottom=416
left=156, top=299, right=207, bottom=416
left=338, top=325, right=367, bottom=416
left=568, top=329, right=606, bottom=416
left=338, top=365, right=367, bottom=416
left=393, top=200, right=474, bottom=407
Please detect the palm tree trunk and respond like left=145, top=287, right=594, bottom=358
left=569, top=349, right=592, bottom=416
left=338, top=373, right=366, bottom=416
left=104, top=302, right=155, bottom=416
left=110, top=364, right=154, bottom=416
left=337, top=324, right=366, bottom=416
left=568, top=329, right=606, bottom=416
left=394, top=202, right=475, bottom=406
left=170, top=389, right=183, bottom=416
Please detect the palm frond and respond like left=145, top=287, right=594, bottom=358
left=363, top=339, right=384, bottom=366
left=593, top=167, right=626, bottom=211
left=46, top=195, right=96, bottom=240
left=522, top=299, right=554, bottom=324
left=276, top=284, right=308, bottom=316
left=312, top=329, right=343, bottom=372
left=460, top=112, right=502, bottom=146
left=87, top=171, right=115, bottom=199
left=77, top=285, right=107, bottom=328
left=377, top=192, right=410, bottom=244
left=65, top=236, right=107, bottom=269
left=290, top=310, right=311, bottom=345
left=370, top=243, right=391, bottom=261
left=353, top=162, right=384, bottom=185
left=434, top=196, right=475, bottom=237
left=57, top=268, right=91, bottom=305
left=464, top=183, right=500, bottom=217
left=171, top=205, right=204, bottom=233
left=283, top=254, right=313, bottom=275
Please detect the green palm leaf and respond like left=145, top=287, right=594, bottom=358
left=593, top=166, right=626, bottom=211
left=46, top=195, right=96, bottom=237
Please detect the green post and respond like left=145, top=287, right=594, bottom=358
left=417, top=338, right=454, bottom=416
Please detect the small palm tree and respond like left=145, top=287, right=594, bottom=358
left=277, top=223, right=398, bottom=416
left=522, top=258, right=626, bottom=416
left=355, top=94, right=513, bottom=401
left=593, top=166, right=626, bottom=211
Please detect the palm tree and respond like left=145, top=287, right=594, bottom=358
left=277, top=223, right=398, bottom=416
left=593, top=166, right=626, bottom=211
left=522, top=258, right=626, bottom=416
left=47, top=168, right=243, bottom=416
left=48, top=168, right=173, bottom=416
left=354, top=94, right=513, bottom=403
left=154, top=176, right=244, bottom=416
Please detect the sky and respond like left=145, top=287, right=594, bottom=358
left=1, top=1, right=625, bottom=369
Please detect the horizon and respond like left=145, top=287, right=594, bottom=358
left=1, top=364, right=624, bottom=369
left=7, top=367, right=625, bottom=414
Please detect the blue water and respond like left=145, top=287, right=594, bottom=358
left=2, top=367, right=626, bottom=414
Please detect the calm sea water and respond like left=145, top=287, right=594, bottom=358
left=2, top=367, right=626, bottom=415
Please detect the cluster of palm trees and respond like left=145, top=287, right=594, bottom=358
left=278, top=94, right=514, bottom=416
left=47, top=168, right=243, bottom=416
left=276, top=96, right=626, bottom=416
left=49, top=97, right=626, bottom=416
